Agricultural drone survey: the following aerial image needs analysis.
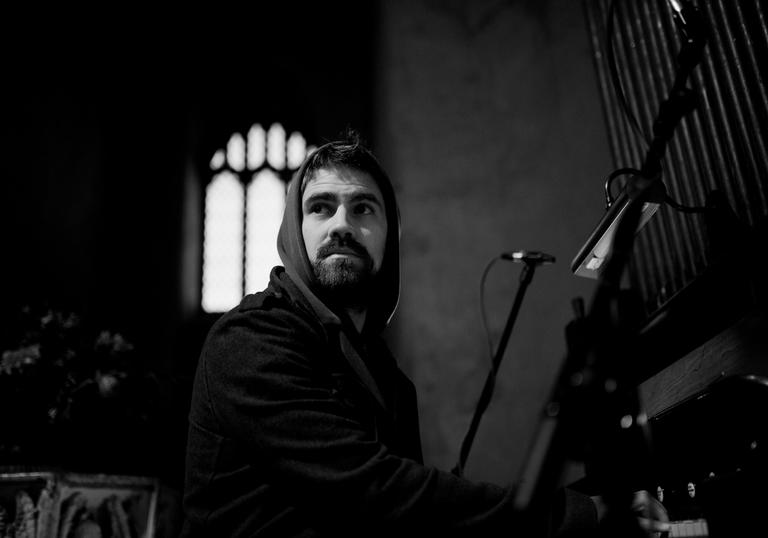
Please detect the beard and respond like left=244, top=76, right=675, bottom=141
left=312, top=240, right=377, bottom=308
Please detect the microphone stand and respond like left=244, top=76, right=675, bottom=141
left=513, top=3, right=707, bottom=535
left=453, top=259, right=543, bottom=477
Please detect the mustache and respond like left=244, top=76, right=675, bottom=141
left=316, top=237, right=370, bottom=260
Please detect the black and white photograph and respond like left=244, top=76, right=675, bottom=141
left=1, top=1, right=766, bottom=536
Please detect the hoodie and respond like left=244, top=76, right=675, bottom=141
left=276, top=140, right=401, bottom=334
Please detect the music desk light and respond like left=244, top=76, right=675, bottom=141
left=571, top=177, right=666, bottom=279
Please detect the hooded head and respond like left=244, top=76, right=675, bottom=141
left=277, top=134, right=400, bottom=334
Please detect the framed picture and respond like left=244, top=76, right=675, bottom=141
left=0, top=470, right=158, bottom=538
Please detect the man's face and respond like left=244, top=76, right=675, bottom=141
left=301, top=166, right=387, bottom=299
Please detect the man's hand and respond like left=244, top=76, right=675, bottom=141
left=632, top=490, right=670, bottom=536
left=591, top=490, right=671, bottom=536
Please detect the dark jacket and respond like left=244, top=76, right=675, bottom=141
left=183, top=268, right=532, bottom=537
left=182, top=143, right=596, bottom=536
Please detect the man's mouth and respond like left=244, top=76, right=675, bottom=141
left=324, top=248, right=362, bottom=258
left=317, top=241, right=369, bottom=261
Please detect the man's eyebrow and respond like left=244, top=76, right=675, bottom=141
left=349, top=192, right=383, bottom=208
left=303, top=191, right=383, bottom=208
left=303, top=192, right=337, bottom=206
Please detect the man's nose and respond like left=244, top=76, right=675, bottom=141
left=328, top=206, right=354, bottom=238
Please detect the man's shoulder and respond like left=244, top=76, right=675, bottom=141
left=198, top=271, right=329, bottom=375
left=213, top=268, right=321, bottom=336
left=237, top=285, right=288, bottom=314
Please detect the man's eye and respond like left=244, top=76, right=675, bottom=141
left=354, top=204, right=374, bottom=215
left=309, top=203, right=330, bottom=215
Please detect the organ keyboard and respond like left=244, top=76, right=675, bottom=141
left=667, top=519, right=709, bottom=537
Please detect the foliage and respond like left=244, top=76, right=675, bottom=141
left=0, top=306, right=166, bottom=471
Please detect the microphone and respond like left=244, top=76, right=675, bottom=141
left=667, top=0, right=688, bottom=29
left=501, top=250, right=556, bottom=265
left=667, top=0, right=706, bottom=58
left=667, top=0, right=696, bottom=38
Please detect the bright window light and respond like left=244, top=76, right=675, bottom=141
left=286, top=132, right=307, bottom=169
left=202, top=172, right=244, bottom=312
left=210, top=149, right=225, bottom=170
left=227, top=133, right=246, bottom=172
left=248, top=125, right=266, bottom=170
left=267, top=123, right=286, bottom=170
left=201, top=123, right=312, bottom=312
left=246, top=170, right=286, bottom=294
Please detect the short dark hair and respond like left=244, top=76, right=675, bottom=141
left=302, top=130, right=386, bottom=188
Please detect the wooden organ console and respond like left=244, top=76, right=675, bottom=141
left=560, top=313, right=768, bottom=537
left=573, top=0, right=768, bottom=533
left=637, top=314, right=768, bottom=537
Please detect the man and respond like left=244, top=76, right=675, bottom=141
left=182, top=133, right=667, bottom=536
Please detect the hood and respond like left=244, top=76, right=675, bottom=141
left=276, top=141, right=401, bottom=335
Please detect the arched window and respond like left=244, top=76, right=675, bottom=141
left=202, top=123, right=313, bottom=313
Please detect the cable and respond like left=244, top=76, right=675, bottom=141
left=664, top=194, right=708, bottom=213
left=606, top=0, right=651, bottom=148
left=604, top=1, right=709, bottom=217
left=449, top=255, right=500, bottom=477
left=604, top=168, right=706, bottom=215
left=479, top=255, right=504, bottom=363
left=454, top=258, right=538, bottom=477
left=604, top=167, right=642, bottom=208
left=452, top=255, right=504, bottom=477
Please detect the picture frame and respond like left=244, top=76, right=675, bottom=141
left=0, top=469, right=158, bottom=538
